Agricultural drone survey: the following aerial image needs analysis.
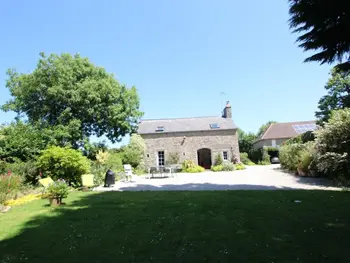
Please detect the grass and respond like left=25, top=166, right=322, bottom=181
left=1, top=190, right=350, bottom=262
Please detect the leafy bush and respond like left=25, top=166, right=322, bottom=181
left=182, top=160, right=204, bottom=173
left=36, top=146, right=90, bottom=186
left=257, top=161, right=271, bottom=165
left=91, top=151, right=123, bottom=186
left=249, top=148, right=265, bottom=163
left=46, top=180, right=69, bottom=204
left=182, top=160, right=196, bottom=170
left=211, top=165, right=223, bottom=172
left=283, top=135, right=303, bottom=146
left=2, top=159, right=40, bottom=185
left=105, top=152, right=123, bottom=172
left=214, top=153, right=223, bottom=166
left=0, top=173, right=22, bottom=204
left=282, top=131, right=316, bottom=147
left=298, top=150, right=313, bottom=174
left=185, top=166, right=205, bottom=173
left=315, top=109, right=350, bottom=185
left=240, top=152, right=255, bottom=165
left=91, top=162, right=107, bottom=186
left=279, top=143, right=307, bottom=172
left=222, top=162, right=235, bottom=171
left=262, top=148, right=271, bottom=164
left=211, top=162, right=235, bottom=172
left=301, top=131, right=316, bottom=143
left=235, top=163, right=246, bottom=170
left=166, top=152, right=180, bottom=165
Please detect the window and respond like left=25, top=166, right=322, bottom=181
left=210, top=123, right=220, bottom=129
left=272, top=139, right=276, bottom=147
left=156, top=126, right=164, bottom=132
left=223, top=151, right=228, bottom=161
left=158, top=151, right=165, bottom=166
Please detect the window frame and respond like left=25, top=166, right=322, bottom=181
left=157, top=151, right=165, bottom=166
left=223, top=151, right=228, bottom=161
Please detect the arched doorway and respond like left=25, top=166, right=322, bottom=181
left=197, top=148, right=212, bottom=169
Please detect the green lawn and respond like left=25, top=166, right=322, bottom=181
left=1, top=191, right=350, bottom=262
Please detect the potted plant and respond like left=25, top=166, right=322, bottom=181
left=297, top=162, right=306, bottom=176
left=46, top=180, right=69, bottom=206
left=308, top=159, right=318, bottom=177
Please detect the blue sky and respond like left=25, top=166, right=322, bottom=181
left=0, top=0, right=331, bottom=145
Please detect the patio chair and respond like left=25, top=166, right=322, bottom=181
left=169, top=165, right=179, bottom=178
left=148, top=167, right=158, bottom=179
left=123, top=164, right=135, bottom=182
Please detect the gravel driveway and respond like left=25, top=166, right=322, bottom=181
left=94, top=165, right=340, bottom=191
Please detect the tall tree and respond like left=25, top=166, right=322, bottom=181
left=122, top=134, right=146, bottom=168
left=237, top=129, right=257, bottom=153
left=257, top=121, right=276, bottom=137
left=288, top=0, right=350, bottom=71
left=0, top=121, right=78, bottom=162
left=2, top=53, right=143, bottom=145
left=316, top=68, right=350, bottom=123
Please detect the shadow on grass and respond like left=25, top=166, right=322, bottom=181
left=1, top=189, right=350, bottom=262
left=116, top=183, right=294, bottom=191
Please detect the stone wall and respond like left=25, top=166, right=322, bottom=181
left=140, top=129, right=240, bottom=168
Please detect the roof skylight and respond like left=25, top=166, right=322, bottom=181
left=210, top=123, right=220, bottom=129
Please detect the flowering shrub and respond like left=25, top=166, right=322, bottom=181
left=184, top=166, right=205, bottom=173
left=222, top=162, right=235, bottom=171
left=182, top=160, right=196, bottom=170
left=0, top=172, right=22, bottom=204
left=211, top=165, right=223, bottom=172
left=46, top=180, right=69, bottom=204
left=181, top=160, right=204, bottom=173
left=235, top=164, right=246, bottom=170
left=5, top=193, right=42, bottom=206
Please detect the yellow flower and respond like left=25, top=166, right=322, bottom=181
left=5, top=194, right=42, bottom=206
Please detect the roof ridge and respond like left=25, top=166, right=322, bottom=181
left=140, top=116, right=223, bottom=121
left=274, top=120, right=316, bottom=125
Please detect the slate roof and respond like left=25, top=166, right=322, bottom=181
left=137, top=116, right=237, bottom=135
left=257, top=121, right=316, bottom=141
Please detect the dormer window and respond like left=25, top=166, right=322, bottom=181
left=156, top=126, right=164, bottom=132
left=209, top=123, right=220, bottom=129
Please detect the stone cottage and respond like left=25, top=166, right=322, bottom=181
left=253, top=121, right=317, bottom=149
left=138, top=102, right=240, bottom=169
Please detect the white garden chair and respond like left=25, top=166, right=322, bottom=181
left=123, top=164, right=135, bottom=182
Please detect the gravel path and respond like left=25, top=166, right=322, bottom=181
left=94, top=165, right=340, bottom=192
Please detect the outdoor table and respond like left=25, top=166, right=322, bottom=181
left=148, top=166, right=174, bottom=179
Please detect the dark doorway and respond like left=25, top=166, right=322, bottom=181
left=197, top=148, right=212, bottom=169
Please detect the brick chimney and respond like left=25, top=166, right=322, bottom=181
left=222, top=101, right=232, bottom=118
